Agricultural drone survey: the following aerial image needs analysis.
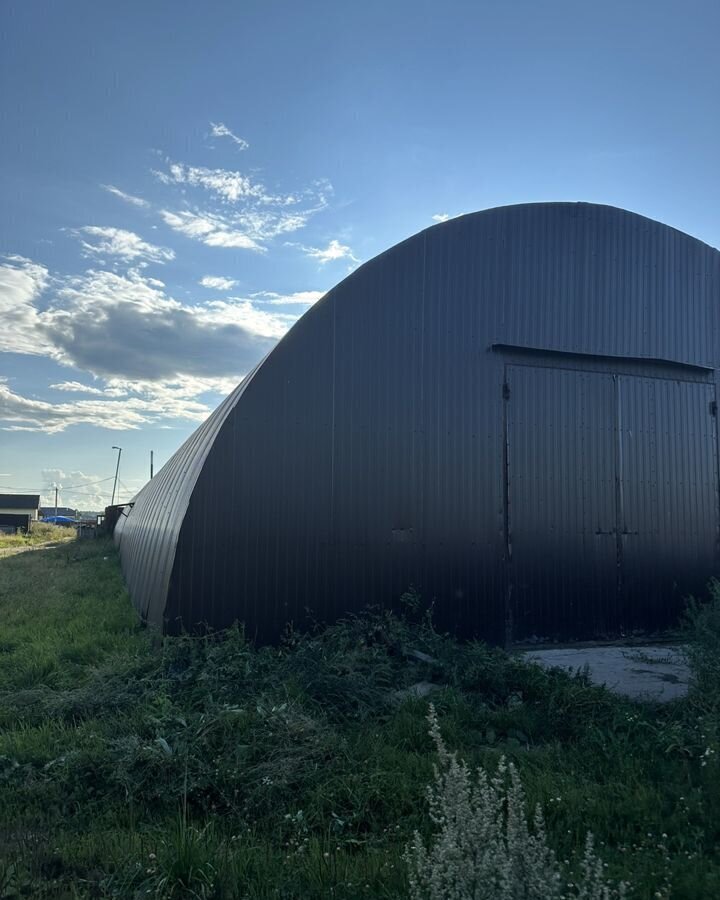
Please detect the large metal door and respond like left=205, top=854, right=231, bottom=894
left=505, top=364, right=720, bottom=642
left=618, top=376, right=719, bottom=632
left=505, top=365, right=619, bottom=641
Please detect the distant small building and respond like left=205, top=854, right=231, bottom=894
left=0, top=494, right=40, bottom=533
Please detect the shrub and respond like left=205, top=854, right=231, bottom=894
left=683, top=578, right=720, bottom=705
left=31, top=522, right=71, bottom=540
left=405, top=705, right=628, bottom=900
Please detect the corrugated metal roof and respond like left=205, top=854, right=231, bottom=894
left=0, top=494, right=40, bottom=509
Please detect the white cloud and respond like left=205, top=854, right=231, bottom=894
left=77, top=227, right=175, bottom=264
left=107, top=374, right=239, bottom=400
left=204, top=230, right=265, bottom=250
left=298, top=239, right=359, bottom=265
left=160, top=210, right=265, bottom=252
left=200, top=276, right=238, bottom=291
left=432, top=213, right=450, bottom=223
left=102, top=185, right=150, bottom=208
left=0, top=261, right=294, bottom=380
left=254, top=290, right=325, bottom=306
left=46, top=268, right=284, bottom=380
left=0, top=379, right=155, bottom=433
left=154, top=158, right=331, bottom=252
left=39, top=468, right=141, bottom=510
left=0, top=254, right=322, bottom=433
left=50, top=380, right=127, bottom=397
left=201, top=298, right=290, bottom=340
left=0, top=256, right=54, bottom=355
left=0, top=376, right=218, bottom=436
left=209, top=122, right=249, bottom=151
left=158, top=162, right=280, bottom=205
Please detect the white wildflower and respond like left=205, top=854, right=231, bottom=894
left=404, top=705, right=629, bottom=900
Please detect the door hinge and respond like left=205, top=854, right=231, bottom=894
left=711, top=400, right=717, bottom=417
left=502, top=382, right=511, bottom=400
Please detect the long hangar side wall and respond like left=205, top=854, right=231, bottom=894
left=116, top=202, right=720, bottom=644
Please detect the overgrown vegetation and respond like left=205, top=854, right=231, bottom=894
left=0, top=521, right=75, bottom=552
left=0, top=539, right=719, bottom=898
left=406, top=706, right=629, bottom=899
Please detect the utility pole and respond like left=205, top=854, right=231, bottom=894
left=111, top=446, right=123, bottom=506
left=150, top=450, right=154, bottom=479
left=54, top=484, right=58, bottom=518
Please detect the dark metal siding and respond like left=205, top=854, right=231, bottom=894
left=505, top=365, right=619, bottom=640
left=504, top=361, right=719, bottom=641
left=117, top=202, right=720, bottom=642
left=0, top=495, right=39, bottom=510
left=115, top=362, right=265, bottom=623
left=618, top=375, right=719, bottom=631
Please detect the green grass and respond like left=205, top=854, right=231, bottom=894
left=0, top=539, right=719, bottom=898
left=0, top=521, right=76, bottom=551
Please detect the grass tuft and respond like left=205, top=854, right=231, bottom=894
left=0, top=521, right=75, bottom=551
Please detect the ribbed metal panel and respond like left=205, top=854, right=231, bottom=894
left=506, top=365, right=619, bottom=641
left=115, top=362, right=264, bottom=623
left=618, top=376, right=719, bottom=632
left=504, top=363, right=719, bottom=641
left=116, top=202, right=720, bottom=643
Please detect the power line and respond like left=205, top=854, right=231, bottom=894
left=53, top=489, right=112, bottom=498
left=62, top=476, right=116, bottom=489
left=0, top=475, right=116, bottom=492
left=1, top=487, right=108, bottom=496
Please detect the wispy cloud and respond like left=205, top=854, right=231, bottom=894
left=297, top=239, right=359, bottom=265
left=0, top=378, right=159, bottom=433
left=210, top=122, right=249, bottom=151
left=154, top=156, right=331, bottom=252
left=1, top=121, right=344, bottom=433
left=432, top=212, right=464, bottom=223
left=77, top=226, right=175, bottom=264
left=160, top=210, right=265, bottom=252
left=50, top=380, right=126, bottom=397
left=201, top=298, right=292, bottom=338
left=200, top=275, right=238, bottom=291
left=50, top=375, right=241, bottom=408
left=0, top=371, right=233, bottom=435
left=107, top=374, right=239, bottom=400
left=254, top=290, right=325, bottom=306
left=102, top=184, right=150, bottom=208
left=156, top=162, right=289, bottom=205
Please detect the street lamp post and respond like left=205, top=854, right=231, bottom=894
left=111, top=446, right=123, bottom=506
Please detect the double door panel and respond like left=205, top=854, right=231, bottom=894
left=506, top=364, right=719, bottom=641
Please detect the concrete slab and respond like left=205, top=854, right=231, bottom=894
left=523, top=645, right=690, bottom=702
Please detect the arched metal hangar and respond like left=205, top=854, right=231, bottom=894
left=115, top=202, right=720, bottom=644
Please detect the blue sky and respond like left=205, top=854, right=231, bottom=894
left=1, top=0, right=719, bottom=509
